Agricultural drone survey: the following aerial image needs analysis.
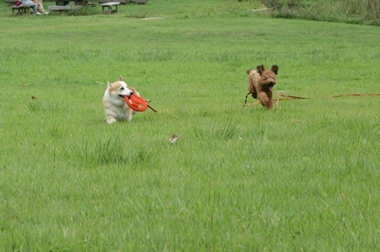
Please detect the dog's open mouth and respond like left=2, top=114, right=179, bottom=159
left=119, top=94, right=131, bottom=98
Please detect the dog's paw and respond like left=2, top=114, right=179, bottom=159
left=107, top=118, right=117, bottom=124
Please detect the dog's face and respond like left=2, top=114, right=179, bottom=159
left=105, top=76, right=134, bottom=103
left=108, top=81, right=133, bottom=98
left=257, top=64, right=278, bottom=92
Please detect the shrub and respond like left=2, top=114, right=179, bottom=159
left=260, top=0, right=380, bottom=25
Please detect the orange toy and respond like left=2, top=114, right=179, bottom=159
left=124, top=94, right=148, bottom=112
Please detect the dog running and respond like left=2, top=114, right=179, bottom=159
left=102, top=76, right=140, bottom=124
left=245, top=64, right=279, bottom=109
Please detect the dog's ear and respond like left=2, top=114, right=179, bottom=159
left=256, top=65, right=265, bottom=75
left=118, top=75, right=124, bottom=81
left=271, top=65, right=279, bottom=75
left=107, top=81, right=111, bottom=88
left=247, top=69, right=253, bottom=75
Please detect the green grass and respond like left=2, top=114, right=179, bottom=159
left=1, top=0, right=380, bottom=250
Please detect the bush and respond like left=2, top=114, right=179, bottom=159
left=260, top=0, right=380, bottom=26
left=261, top=0, right=307, bottom=10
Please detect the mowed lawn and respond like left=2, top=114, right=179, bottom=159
left=0, top=0, right=380, bottom=250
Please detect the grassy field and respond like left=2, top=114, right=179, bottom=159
left=1, top=0, right=380, bottom=250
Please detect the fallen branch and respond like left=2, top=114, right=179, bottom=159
left=243, top=93, right=380, bottom=107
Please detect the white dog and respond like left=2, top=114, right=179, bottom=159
left=102, top=76, right=139, bottom=124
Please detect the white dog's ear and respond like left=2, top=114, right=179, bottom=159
left=107, top=81, right=111, bottom=88
left=118, top=75, right=124, bottom=81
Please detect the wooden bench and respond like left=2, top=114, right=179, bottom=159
left=11, top=5, right=33, bottom=15
left=47, top=5, right=82, bottom=13
left=100, top=2, right=120, bottom=14
left=8, top=0, right=34, bottom=15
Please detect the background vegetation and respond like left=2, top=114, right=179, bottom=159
left=1, top=0, right=380, bottom=250
left=261, top=0, right=380, bottom=25
left=4, top=0, right=380, bottom=25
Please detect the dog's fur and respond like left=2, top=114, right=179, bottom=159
left=246, top=64, right=279, bottom=109
left=102, top=76, right=140, bottom=124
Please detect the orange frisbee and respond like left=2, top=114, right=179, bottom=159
left=124, top=94, right=148, bottom=112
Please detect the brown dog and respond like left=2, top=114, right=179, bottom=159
left=245, top=64, right=279, bottom=109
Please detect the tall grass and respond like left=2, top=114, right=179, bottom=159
left=261, top=0, right=380, bottom=25
left=0, top=0, right=380, bottom=250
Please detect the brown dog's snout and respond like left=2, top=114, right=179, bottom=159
left=268, top=78, right=276, bottom=85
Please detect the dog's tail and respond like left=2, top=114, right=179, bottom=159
left=243, top=92, right=252, bottom=106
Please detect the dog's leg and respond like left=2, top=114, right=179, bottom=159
left=268, top=97, right=273, bottom=109
left=126, top=109, right=133, bottom=123
left=258, top=92, right=271, bottom=109
left=267, top=92, right=273, bottom=109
